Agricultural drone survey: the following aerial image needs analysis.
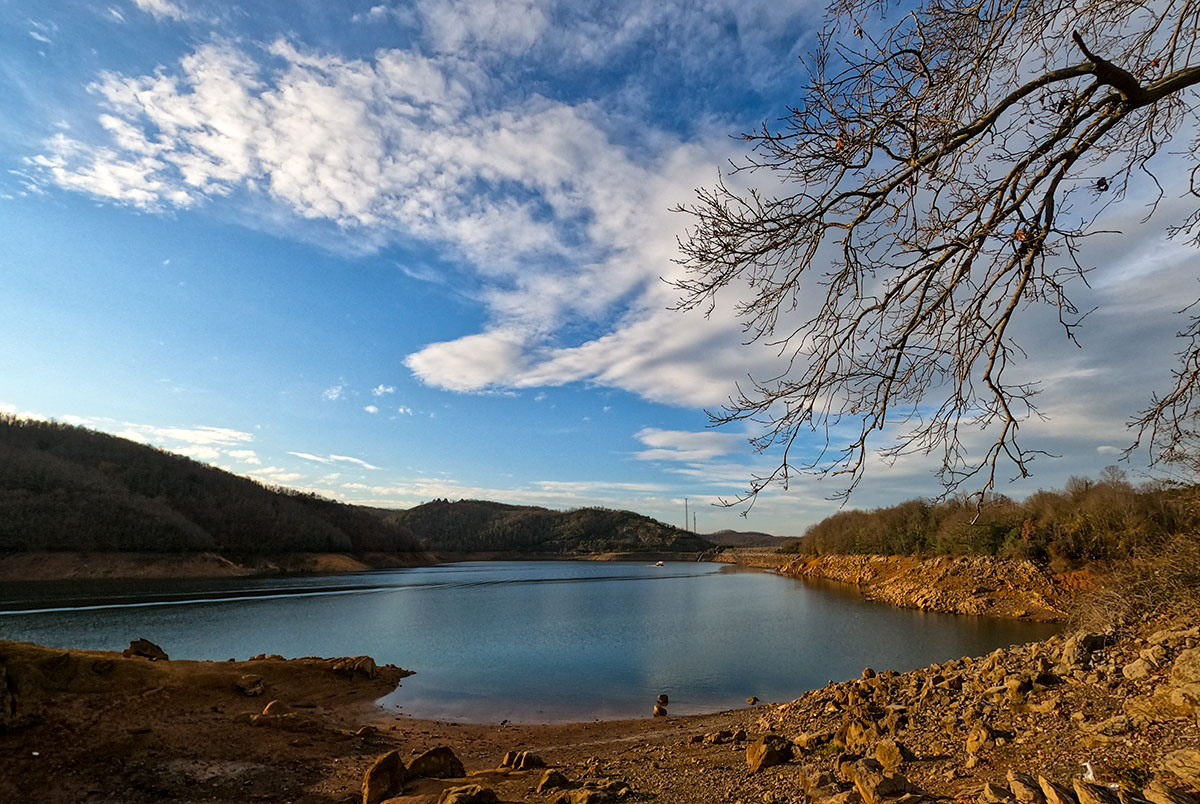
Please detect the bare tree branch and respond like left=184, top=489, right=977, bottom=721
left=674, top=0, right=1200, bottom=506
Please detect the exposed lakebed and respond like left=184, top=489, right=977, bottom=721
left=0, top=560, right=1058, bottom=722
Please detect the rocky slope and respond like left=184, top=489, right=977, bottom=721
left=777, top=554, right=1074, bottom=621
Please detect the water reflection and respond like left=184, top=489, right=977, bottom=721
left=0, top=561, right=1059, bottom=723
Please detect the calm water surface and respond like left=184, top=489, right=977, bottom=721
left=0, top=561, right=1058, bottom=722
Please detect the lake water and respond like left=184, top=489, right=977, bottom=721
left=0, top=560, right=1059, bottom=722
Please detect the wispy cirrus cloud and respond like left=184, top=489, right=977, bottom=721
left=288, top=451, right=381, bottom=470
left=131, top=0, right=189, bottom=22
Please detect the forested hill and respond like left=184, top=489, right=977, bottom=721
left=385, top=499, right=714, bottom=555
left=0, top=415, right=420, bottom=555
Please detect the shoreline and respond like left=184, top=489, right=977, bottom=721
left=3, top=604, right=1198, bottom=804
left=0, top=549, right=708, bottom=584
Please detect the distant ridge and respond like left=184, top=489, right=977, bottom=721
left=704, top=529, right=791, bottom=548
left=0, top=415, right=710, bottom=564
left=385, top=498, right=713, bottom=555
left=0, top=415, right=419, bottom=556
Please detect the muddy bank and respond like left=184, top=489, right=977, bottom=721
left=771, top=553, right=1074, bottom=622
left=3, top=606, right=1199, bottom=804
left=0, top=551, right=441, bottom=582
left=0, top=550, right=706, bottom=583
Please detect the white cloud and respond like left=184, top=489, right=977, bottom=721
left=0, top=403, right=49, bottom=422
left=249, top=466, right=303, bottom=484
left=107, top=7, right=126, bottom=23
left=227, top=449, right=261, bottom=465
left=288, top=451, right=331, bottom=464
left=634, top=427, right=744, bottom=462
left=396, top=406, right=413, bottom=415
left=322, top=384, right=345, bottom=401
left=29, top=30, right=52, bottom=44
left=371, top=384, right=395, bottom=396
left=364, top=405, right=379, bottom=414
left=329, top=454, right=381, bottom=470
left=289, top=451, right=380, bottom=470
left=174, top=444, right=220, bottom=461
left=131, top=0, right=188, bottom=21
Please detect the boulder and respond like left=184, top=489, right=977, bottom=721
left=747, top=696, right=759, bottom=705
left=656, top=693, right=668, bottom=705
left=1162, top=748, right=1200, bottom=788
left=983, top=783, right=1017, bottom=804
left=1123, top=659, right=1152, bottom=680
left=515, top=751, right=545, bottom=770
left=408, top=746, right=465, bottom=779
left=236, top=674, right=265, bottom=697
left=332, top=656, right=380, bottom=680
left=875, top=739, right=913, bottom=771
left=537, top=770, right=572, bottom=793
left=747, top=734, right=792, bottom=773
left=1074, top=781, right=1121, bottom=804
left=845, top=758, right=915, bottom=804
left=1039, top=776, right=1080, bottom=804
left=1143, top=781, right=1200, bottom=804
left=362, top=751, right=406, bottom=804
left=1148, top=627, right=1200, bottom=646
left=122, top=639, right=168, bottom=661
left=653, top=704, right=667, bottom=717
left=547, top=791, right=609, bottom=804
left=1124, top=692, right=1192, bottom=726
left=795, top=731, right=834, bottom=751
left=966, top=724, right=996, bottom=755
left=1170, top=649, right=1200, bottom=686
left=437, top=785, right=499, bottom=804
left=705, top=730, right=734, bottom=745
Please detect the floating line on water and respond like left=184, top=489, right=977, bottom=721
left=0, top=567, right=714, bottom=615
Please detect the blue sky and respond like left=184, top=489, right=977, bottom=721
left=1, top=0, right=1195, bottom=537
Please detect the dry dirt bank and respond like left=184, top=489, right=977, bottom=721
left=0, top=551, right=439, bottom=581
left=3, top=607, right=1199, bottom=804
left=718, top=551, right=1076, bottom=622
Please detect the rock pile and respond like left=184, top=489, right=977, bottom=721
left=728, top=612, right=1200, bottom=801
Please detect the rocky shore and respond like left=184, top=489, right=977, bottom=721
left=3, top=600, right=1198, bottom=804
left=718, top=551, right=1075, bottom=622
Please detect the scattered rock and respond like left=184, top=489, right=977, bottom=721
left=362, top=750, right=406, bottom=804
left=537, top=770, right=572, bottom=793
left=656, top=693, right=668, bottom=705
left=235, top=674, right=265, bottom=697
left=1162, top=748, right=1200, bottom=788
left=874, top=738, right=913, bottom=771
left=653, top=704, right=667, bottom=717
left=408, top=746, right=465, bottom=779
left=332, top=656, right=379, bottom=680
left=1171, top=649, right=1200, bottom=686
left=1123, top=659, right=1152, bottom=680
left=437, top=784, right=499, bottom=804
left=122, top=639, right=168, bottom=662
left=1144, top=781, right=1200, bottom=804
left=747, top=734, right=792, bottom=773
left=844, top=758, right=916, bottom=804
left=747, top=696, right=759, bottom=705
left=983, top=783, right=1017, bottom=804
left=1039, top=775, right=1080, bottom=804
left=1074, top=780, right=1121, bottom=804
left=499, top=750, right=545, bottom=771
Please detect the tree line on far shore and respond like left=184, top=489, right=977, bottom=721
left=0, top=415, right=421, bottom=555
left=783, top=467, right=1200, bottom=572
